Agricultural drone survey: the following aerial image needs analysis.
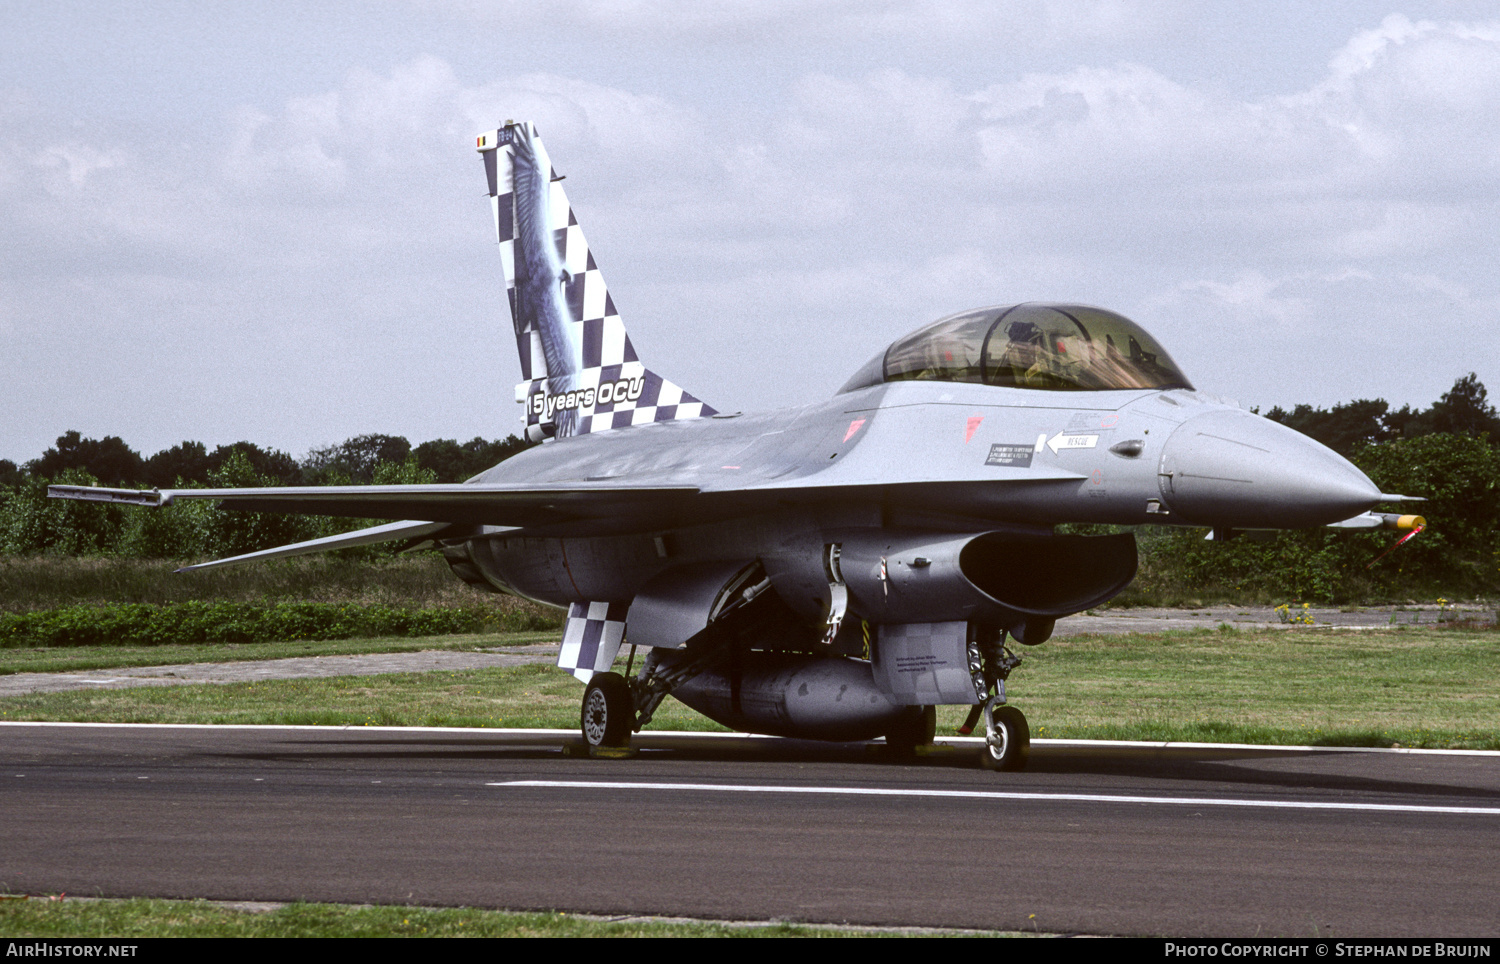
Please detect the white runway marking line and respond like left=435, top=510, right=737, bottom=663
left=490, top=780, right=1500, bottom=816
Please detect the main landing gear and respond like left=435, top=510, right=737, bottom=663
left=581, top=672, right=633, bottom=748
left=579, top=643, right=719, bottom=750
left=884, top=704, right=938, bottom=759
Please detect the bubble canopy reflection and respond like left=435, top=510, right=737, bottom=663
left=841, top=303, right=1193, bottom=393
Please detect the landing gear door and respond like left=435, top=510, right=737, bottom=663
left=872, top=621, right=979, bottom=706
left=627, top=559, right=759, bottom=649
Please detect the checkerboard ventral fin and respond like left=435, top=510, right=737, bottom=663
left=557, top=601, right=628, bottom=682
left=477, top=122, right=715, bottom=442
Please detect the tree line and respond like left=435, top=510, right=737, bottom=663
left=0, top=433, right=533, bottom=561
left=1261, top=373, right=1500, bottom=458
left=0, top=432, right=532, bottom=490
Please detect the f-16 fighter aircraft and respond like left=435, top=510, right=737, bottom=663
left=53, top=121, right=1418, bottom=771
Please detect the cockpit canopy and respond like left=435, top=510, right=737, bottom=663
left=840, top=303, right=1192, bottom=394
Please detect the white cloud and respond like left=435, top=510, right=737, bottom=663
left=1167, top=271, right=1313, bottom=331
left=438, top=0, right=1165, bottom=48
left=4, top=10, right=1500, bottom=462
left=1147, top=266, right=1500, bottom=409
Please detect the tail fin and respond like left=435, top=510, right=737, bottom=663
left=477, top=122, right=714, bottom=441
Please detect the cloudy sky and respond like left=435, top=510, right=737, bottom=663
left=3, top=2, right=1498, bottom=465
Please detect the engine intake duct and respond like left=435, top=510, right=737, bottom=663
left=823, top=529, right=1137, bottom=624
left=958, top=531, right=1137, bottom=615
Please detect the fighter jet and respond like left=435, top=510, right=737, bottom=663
left=52, top=121, right=1417, bottom=771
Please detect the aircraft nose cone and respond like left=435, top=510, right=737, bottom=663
left=1158, top=409, right=1380, bottom=528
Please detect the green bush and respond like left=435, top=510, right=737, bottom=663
left=0, top=469, right=128, bottom=555
left=197, top=452, right=322, bottom=558
left=117, top=496, right=212, bottom=560
left=1130, top=433, right=1499, bottom=603
left=1356, top=433, right=1500, bottom=591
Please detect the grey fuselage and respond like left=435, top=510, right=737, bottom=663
left=450, top=378, right=1379, bottom=627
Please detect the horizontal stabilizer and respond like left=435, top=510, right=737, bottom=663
left=175, top=519, right=457, bottom=573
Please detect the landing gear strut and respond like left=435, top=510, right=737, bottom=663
left=966, top=624, right=1030, bottom=771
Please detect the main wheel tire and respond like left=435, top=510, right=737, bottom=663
left=884, top=705, right=937, bottom=758
left=979, top=704, right=1030, bottom=772
left=581, top=672, right=633, bottom=748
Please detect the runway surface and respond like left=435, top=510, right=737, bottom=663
left=3, top=723, right=1498, bottom=936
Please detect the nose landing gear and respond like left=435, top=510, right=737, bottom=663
left=967, top=625, right=1030, bottom=772
left=980, top=701, right=1030, bottom=771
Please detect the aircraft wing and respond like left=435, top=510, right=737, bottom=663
left=47, top=482, right=701, bottom=530
left=49, top=466, right=1085, bottom=536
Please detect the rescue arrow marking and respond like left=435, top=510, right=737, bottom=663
left=1046, top=432, right=1099, bottom=454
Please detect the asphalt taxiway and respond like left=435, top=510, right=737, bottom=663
left=3, top=722, right=1497, bottom=936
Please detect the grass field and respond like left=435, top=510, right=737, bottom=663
left=0, top=553, right=547, bottom=613
left=3, top=624, right=1497, bottom=748
left=0, top=896, right=976, bottom=938
left=0, top=631, right=554, bottom=676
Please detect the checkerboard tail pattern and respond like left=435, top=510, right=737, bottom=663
left=557, top=601, right=629, bottom=682
left=477, top=122, right=714, bottom=441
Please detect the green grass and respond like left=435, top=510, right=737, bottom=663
left=0, top=661, right=728, bottom=731
left=0, top=599, right=560, bottom=649
left=0, top=555, right=564, bottom=650
left=0, top=630, right=553, bottom=676
left=930, top=623, right=1500, bottom=749
left=0, top=897, right=983, bottom=937
left=0, top=553, right=489, bottom=612
left=2, top=625, right=1497, bottom=749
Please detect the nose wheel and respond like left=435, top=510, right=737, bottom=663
left=980, top=700, right=1030, bottom=771
left=581, top=672, right=633, bottom=748
left=967, top=624, right=1031, bottom=771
